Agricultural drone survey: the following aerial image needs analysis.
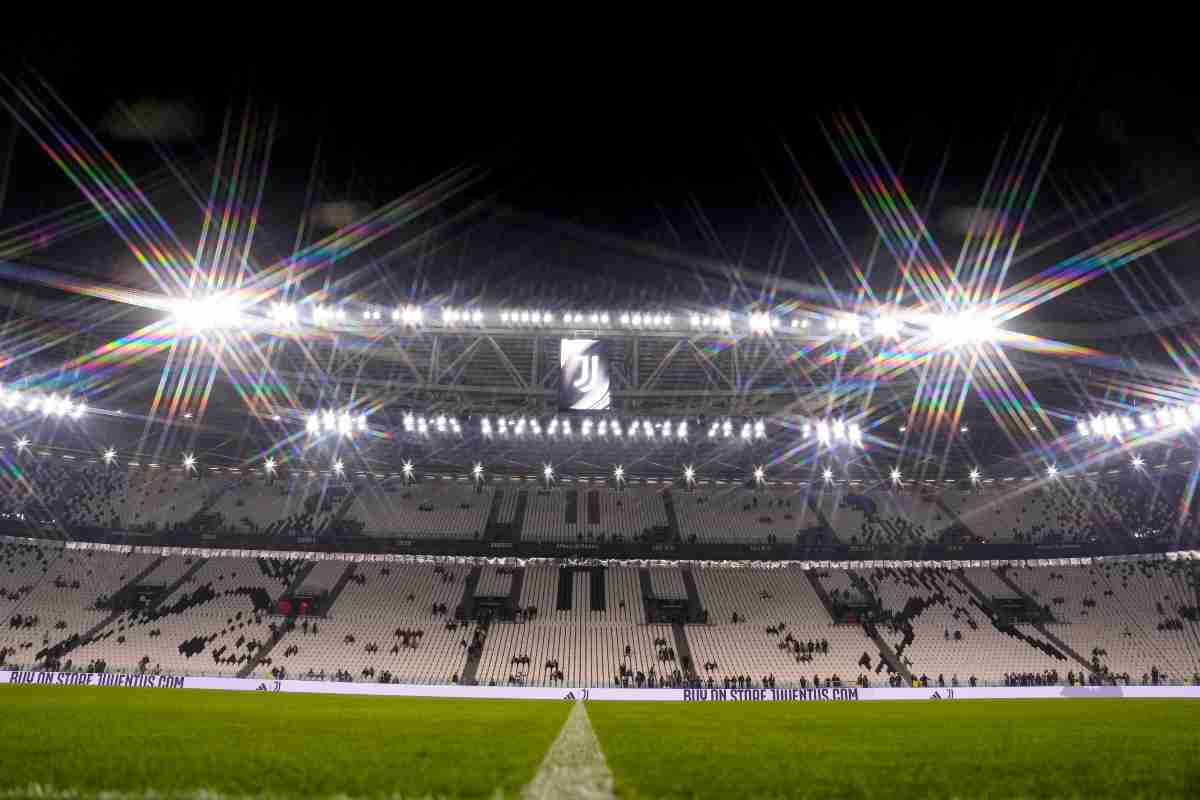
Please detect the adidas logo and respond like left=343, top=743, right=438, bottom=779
left=256, top=683, right=269, bottom=691
left=930, top=691, right=941, bottom=699
left=564, top=691, right=576, bottom=701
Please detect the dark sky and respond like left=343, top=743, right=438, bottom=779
left=2, top=35, right=1199, bottom=321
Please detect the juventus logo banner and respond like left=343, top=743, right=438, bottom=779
left=560, top=339, right=610, bottom=411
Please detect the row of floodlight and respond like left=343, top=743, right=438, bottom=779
left=801, top=419, right=864, bottom=447
left=10, top=440, right=1169, bottom=488
left=0, top=388, right=86, bottom=418
left=480, top=416, right=692, bottom=440
left=402, top=413, right=462, bottom=435
left=373, top=413, right=866, bottom=448
left=189, top=297, right=1003, bottom=343
left=706, top=418, right=766, bottom=440
left=1078, top=406, right=1200, bottom=440
left=306, top=411, right=369, bottom=436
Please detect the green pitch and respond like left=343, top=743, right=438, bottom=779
left=1, top=686, right=1198, bottom=799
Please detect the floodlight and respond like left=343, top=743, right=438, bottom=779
left=890, top=468, right=901, bottom=482
left=173, top=296, right=243, bottom=330
left=1104, top=415, right=1121, bottom=438
left=753, top=466, right=765, bottom=482
left=969, top=468, right=980, bottom=482
left=103, top=448, right=116, bottom=464
left=543, top=465, right=554, bottom=479
left=684, top=465, right=695, bottom=482
left=822, top=467, right=833, bottom=481
left=265, top=457, right=277, bottom=473
left=847, top=423, right=863, bottom=446
left=271, top=303, right=298, bottom=325
left=817, top=421, right=831, bottom=445
left=875, top=314, right=899, bottom=339
left=1131, top=455, right=1144, bottom=469
left=402, top=460, right=414, bottom=478
left=333, top=459, right=344, bottom=475
left=183, top=453, right=196, bottom=470
left=1047, top=465, right=1058, bottom=476
left=473, top=463, right=484, bottom=477
left=614, top=465, right=624, bottom=481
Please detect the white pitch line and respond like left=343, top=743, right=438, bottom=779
left=523, top=701, right=615, bottom=800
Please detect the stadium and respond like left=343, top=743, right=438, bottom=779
left=1, top=37, right=1199, bottom=799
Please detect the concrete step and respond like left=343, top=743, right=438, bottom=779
left=846, top=570, right=913, bottom=684
left=35, top=556, right=169, bottom=668
left=671, top=622, right=695, bottom=680
left=804, top=570, right=840, bottom=622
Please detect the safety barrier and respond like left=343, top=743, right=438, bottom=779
left=4, top=670, right=1198, bottom=701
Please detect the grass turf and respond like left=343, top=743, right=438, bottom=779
left=2, top=687, right=1198, bottom=799
left=0, top=685, right=568, bottom=798
left=588, top=698, right=1200, bottom=799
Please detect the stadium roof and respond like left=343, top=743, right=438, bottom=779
left=2, top=38, right=1200, bottom=485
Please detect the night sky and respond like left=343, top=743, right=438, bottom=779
left=2, top=35, right=1197, bottom=324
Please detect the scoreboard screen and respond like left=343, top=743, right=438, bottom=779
left=559, top=339, right=610, bottom=411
